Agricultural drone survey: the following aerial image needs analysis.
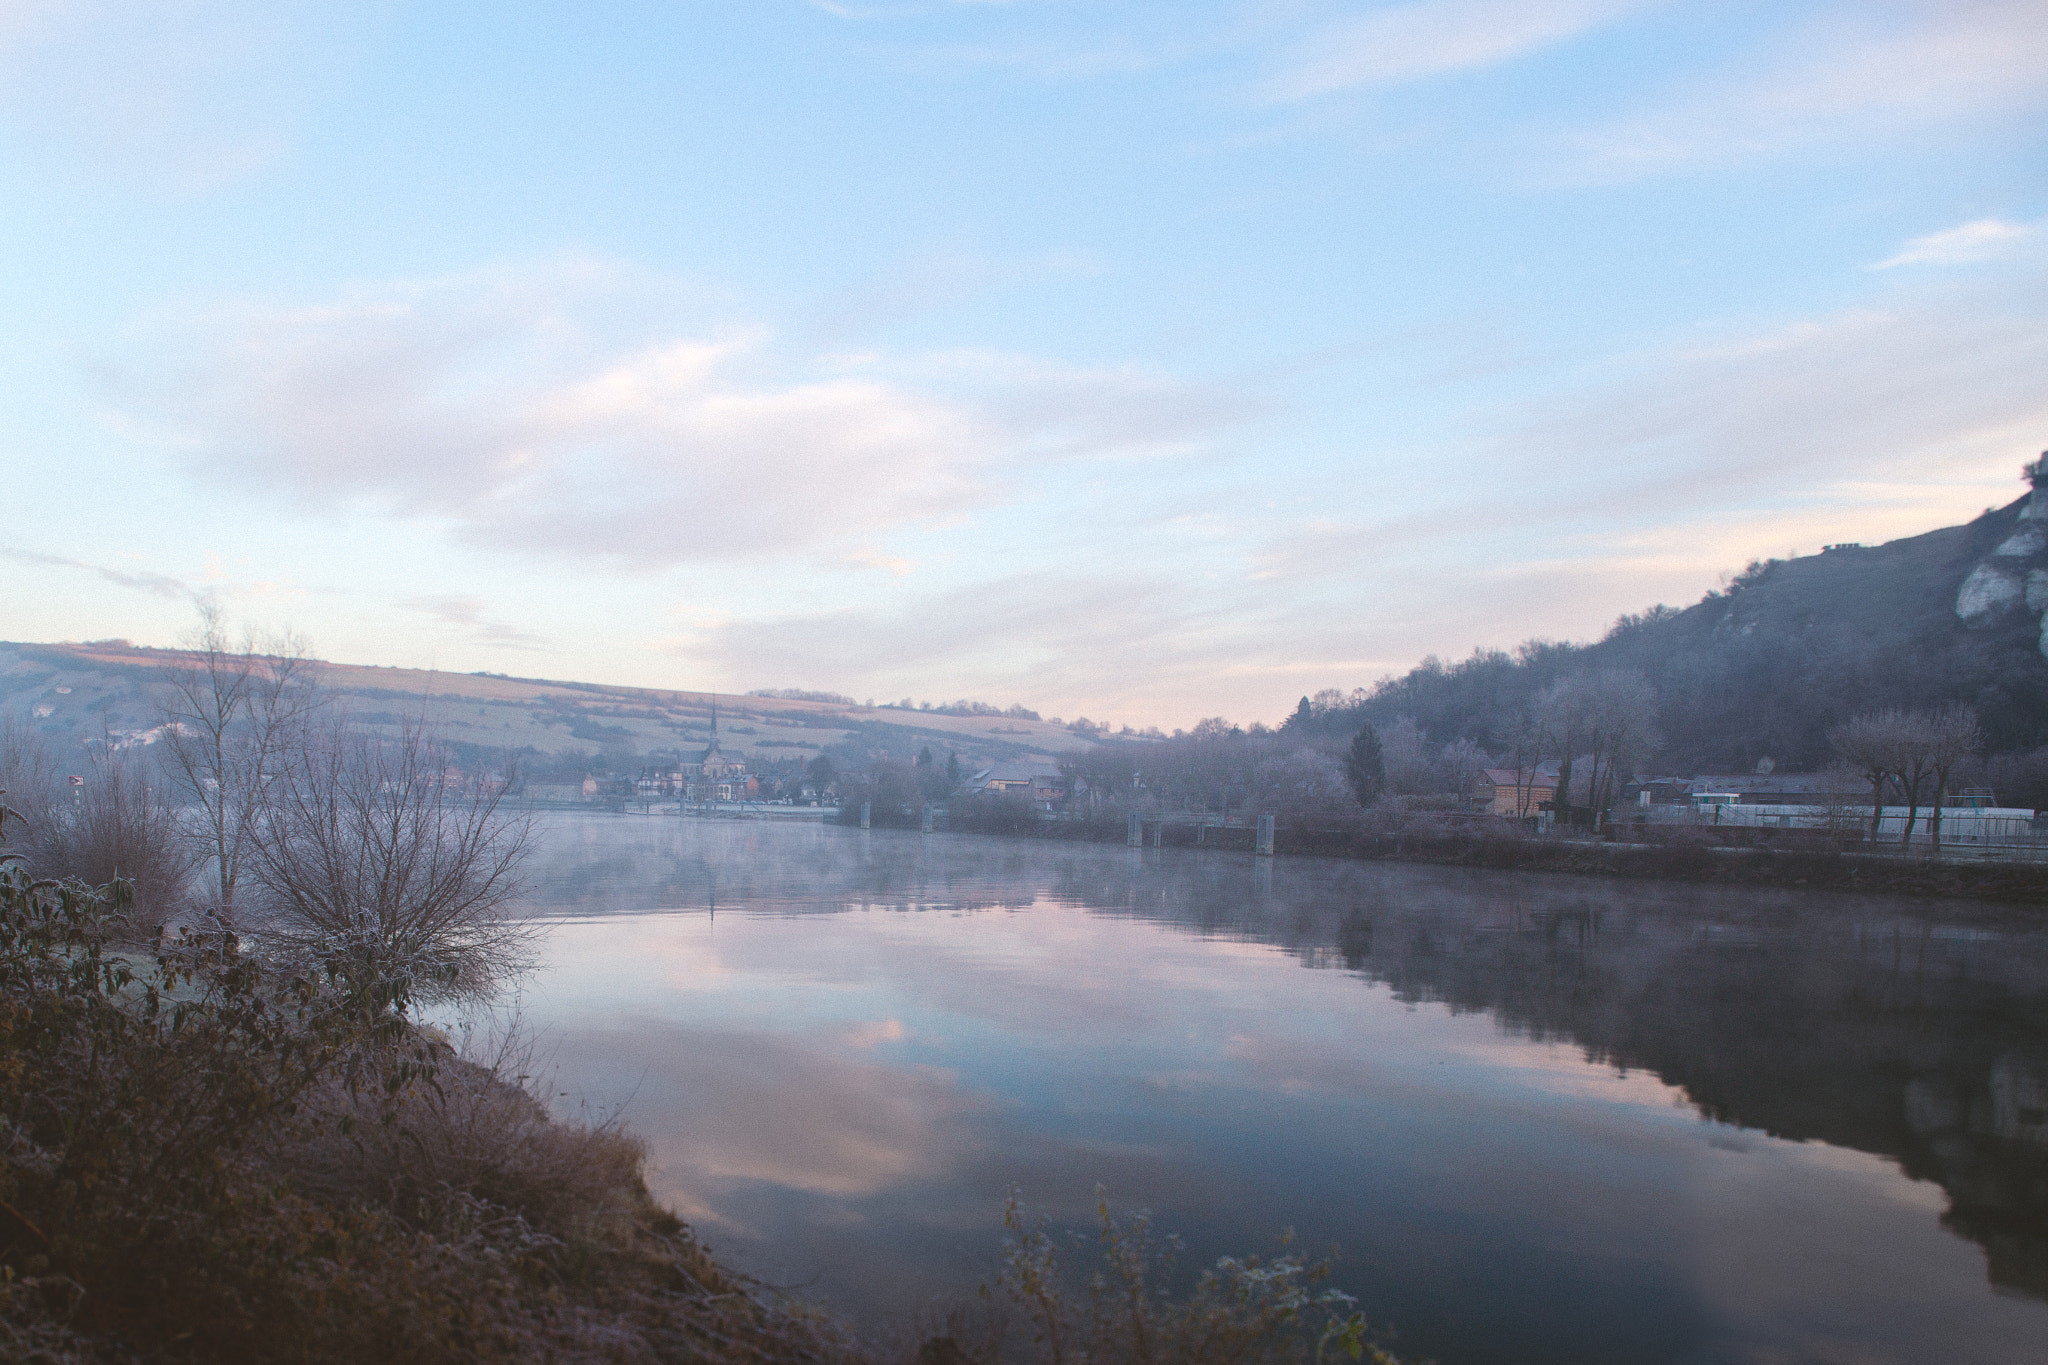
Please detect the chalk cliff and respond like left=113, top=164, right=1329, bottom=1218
left=1957, top=455, right=2048, bottom=657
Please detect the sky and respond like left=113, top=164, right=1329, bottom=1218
left=1, top=0, right=2044, bottom=731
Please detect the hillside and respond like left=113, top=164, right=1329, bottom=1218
left=0, top=640, right=1102, bottom=772
left=1285, top=485, right=2048, bottom=775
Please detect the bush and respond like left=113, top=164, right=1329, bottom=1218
left=0, top=724, right=191, bottom=928
left=0, top=802, right=861, bottom=1364
left=915, top=1191, right=1402, bottom=1365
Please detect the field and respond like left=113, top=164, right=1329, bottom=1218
left=0, top=640, right=1100, bottom=771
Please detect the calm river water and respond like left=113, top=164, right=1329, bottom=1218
left=506, top=812, right=2048, bottom=1364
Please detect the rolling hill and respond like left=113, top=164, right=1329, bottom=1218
left=0, top=640, right=1102, bottom=774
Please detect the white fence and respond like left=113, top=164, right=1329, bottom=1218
left=1649, top=802, right=2042, bottom=849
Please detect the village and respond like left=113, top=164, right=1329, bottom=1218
left=522, top=726, right=2046, bottom=857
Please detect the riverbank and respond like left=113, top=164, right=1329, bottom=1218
left=1, top=856, right=1398, bottom=1365
left=945, top=813, right=2048, bottom=905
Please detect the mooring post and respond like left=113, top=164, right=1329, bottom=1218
left=860, top=801, right=871, bottom=830
left=1128, top=810, right=1143, bottom=847
left=1256, top=810, right=1275, bottom=856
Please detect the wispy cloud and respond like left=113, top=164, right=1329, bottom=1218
left=117, top=261, right=1255, bottom=573
left=1570, top=0, right=2048, bottom=177
left=402, top=595, right=549, bottom=651
left=0, top=0, right=376, bottom=193
left=1266, top=274, right=2048, bottom=577
left=1266, top=0, right=1646, bottom=101
left=664, top=570, right=1256, bottom=715
left=1873, top=217, right=2039, bottom=269
left=0, top=546, right=192, bottom=599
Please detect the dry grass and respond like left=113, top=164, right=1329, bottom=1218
left=0, top=830, right=864, bottom=1365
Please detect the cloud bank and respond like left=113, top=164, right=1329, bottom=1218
left=125, top=263, right=1253, bottom=572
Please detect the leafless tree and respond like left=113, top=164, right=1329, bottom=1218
left=1376, top=717, right=1433, bottom=796
left=1831, top=710, right=1903, bottom=846
left=44, top=737, right=193, bottom=924
left=1536, top=681, right=1591, bottom=828
left=1817, top=762, right=1867, bottom=844
left=1247, top=746, right=1355, bottom=823
left=0, top=717, right=59, bottom=859
left=1499, top=712, right=1544, bottom=819
left=1926, top=705, right=1984, bottom=857
left=1582, top=671, right=1661, bottom=827
left=1538, top=670, right=1659, bottom=829
left=246, top=715, right=534, bottom=1009
left=1435, top=738, right=1492, bottom=811
left=156, top=604, right=321, bottom=925
left=0, top=721, right=190, bottom=922
left=1890, top=719, right=1940, bottom=851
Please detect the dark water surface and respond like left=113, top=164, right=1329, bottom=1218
left=506, top=813, right=2048, bottom=1364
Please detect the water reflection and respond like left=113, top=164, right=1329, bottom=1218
left=512, top=814, right=2048, bottom=1364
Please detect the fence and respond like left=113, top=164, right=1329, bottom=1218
left=1644, top=802, right=2047, bottom=856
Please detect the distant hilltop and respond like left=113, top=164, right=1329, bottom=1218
left=0, top=640, right=1107, bottom=771
left=1287, top=456, right=2048, bottom=774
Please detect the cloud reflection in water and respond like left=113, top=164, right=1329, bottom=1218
left=506, top=815, right=2048, bottom=1364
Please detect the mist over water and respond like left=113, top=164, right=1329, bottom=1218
left=505, top=813, right=2048, bottom=1364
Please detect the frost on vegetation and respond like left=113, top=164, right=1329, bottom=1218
left=0, top=798, right=864, bottom=1365
left=910, top=1189, right=1404, bottom=1365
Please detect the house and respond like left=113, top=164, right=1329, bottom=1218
left=1474, top=767, right=1559, bottom=818
left=968, top=761, right=1068, bottom=811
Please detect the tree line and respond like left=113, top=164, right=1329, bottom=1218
left=1278, top=486, right=2048, bottom=799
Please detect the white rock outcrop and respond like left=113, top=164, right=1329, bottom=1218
left=1954, top=459, right=2048, bottom=656
left=1994, top=523, right=2047, bottom=558
left=1957, top=561, right=2025, bottom=623
left=2029, top=569, right=2048, bottom=614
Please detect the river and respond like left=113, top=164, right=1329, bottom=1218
left=502, top=812, right=2048, bottom=1364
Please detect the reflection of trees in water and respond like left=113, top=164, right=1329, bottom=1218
left=519, top=816, right=2048, bottom=1302
left=1053, top=851, right=2048, bottom=1303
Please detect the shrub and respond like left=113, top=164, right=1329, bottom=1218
left=919, top=1191, right=1402, bottom=1365
left=0, top=801, right=861, bottom=1364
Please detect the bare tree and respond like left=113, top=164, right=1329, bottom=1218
left=1926, top=705, right=1984, bottom=857
left=0, top=721, right=189, bottom=921
left=1891, top=719, right=1938, bottom=852
left=1817, top=762, right=1867, bottom=845
left=157, top=605, right=321, bottom=925
left=1538, top=671, right=1659, bottom=830
left=1581, top=671, right=1661, bottom=828
left=1499, top=712, right=1543, bottom=819
left=1376, top=717, right=1432, bottom=796
left=43, top=737, right=193, bottom=924
left=0, top=717, right=59, bottom=860
left=1434, top=738, right=1492, bottom=811
left=1536, top=680, right=1591, bottom=828
left=1249, top=746, right=1355, bottom=823
left=247, top=715, right=533, bottom=1009
left=1831, top=710, right=1903, bottom=846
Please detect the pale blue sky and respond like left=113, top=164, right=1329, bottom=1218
left=3, top=0, right=2044, bottom=729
